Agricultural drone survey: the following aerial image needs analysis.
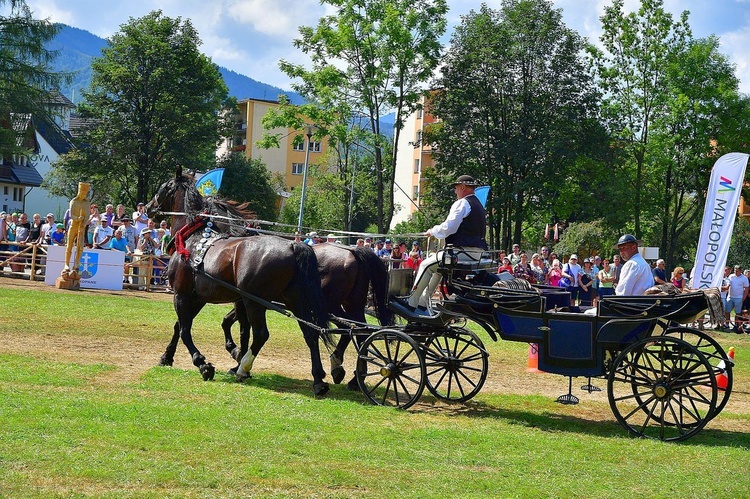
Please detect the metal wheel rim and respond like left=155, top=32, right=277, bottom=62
left=356, top=329, right=426, bottom=409
left=661, top=326, right=732, bottom=420
left=423, top=327, right=489, bottom=402
left=607, top=336, right=717, bottom=441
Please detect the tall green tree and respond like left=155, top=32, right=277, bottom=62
left=216, top=153, right=279, bottom=222
left=48, top=11, right=232, bottom=205
left=275, top=0, right=447, bottom=233
left=589, top=0, right=690, bottom=241
left=0, top=0, right=69, bottom=156
left=425, top=0, right=602, bottom=250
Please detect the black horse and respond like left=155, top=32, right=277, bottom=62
left=146, top=167, right=334, bottom=395
left=221, top=242, right=392, bottom=389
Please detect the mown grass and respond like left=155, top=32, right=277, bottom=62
left=1, top=282, right=750, bottom=497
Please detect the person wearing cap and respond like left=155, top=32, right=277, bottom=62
left=724, top=265, right=749, bottom=331
left=304, top=231, right=319, bottom=246
left=50, top=223, right=66, bottom=245
left=411, top=241, right=423, bottom=259
left=652, top=259, right=668, bottom=285
left=92, top=216, right=113, bottom=249
left=403, top=174, right=487, bottom=312
left=561, top=254, right=582, bottom=305
left=116, top=216, right=138, bottom=253
left=377, top=239, right=393, bottom=258
left=363, top=237, right=373, bottom=249
left=39, top=213, right=57, bottom=245
left=614, top=234, right=654, bottom=296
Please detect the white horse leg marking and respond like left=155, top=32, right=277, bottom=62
left=236, top=351, right=256, bottom=381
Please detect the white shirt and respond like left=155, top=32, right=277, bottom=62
left=428, top=196, right=473, bottom=240
left=93, top=225, right=113, bottom=245
left=728, top=273, right=749, bottom=299
left=615, top=252, right=655, bottom=296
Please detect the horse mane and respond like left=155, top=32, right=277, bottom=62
left=178, top=174, right=257, bottom=236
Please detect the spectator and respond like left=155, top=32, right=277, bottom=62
left=509, top=243, right=521, bottom=266
left=529, top=253, right=547, bottom=284
left=724, top=265, right=749, bottom=331
left=374, top=240, right=385, bottom=255
left=513, top=252, right=533, bottom=282
left=304, top=231, right=319, bottom=245
left=378, top=239, right=393, bottom=258
left=159, top=219, right=171, bottom=237
left=597, top=259, right=615, bottom=299
left=103, top=204, right=115, bottom=227
left=50, top=223, right=66, bottom=245
left=108, top=230, right=132, bottom=283
left=497, top=256, right=513, bottom=273
left=112, top=204, right=127, bottom=229
left=117, top=216, right=138, bottom=253
left=411, top=241, right=423, bottom=259
left=403, top=250, right=423, bottom=271
left=562, top=254, right=582, bottom=305
left=28, top=213, right=43, bottom=245
left=671, top=266, right=686, bottom=291
left=611, top=254, right=623, bottom=288
left=390, top=241, right=406, bottom=269
left=579, top=258, right=596, bottom=306
left=355, top=238, right=365, bottom=247
left=547, top=259, right=563, bottom=287
left=93, top=216, right=113, bottom=249
left=132, top=202, right=149, bottom=235
left=539, top=245, right=550, bottom=265
left=364, top=237, right=373, bottom=249
left=87, top=204, right=100, bottom=246
left=39, top=213, right=57, bottom=245
left=652, top=259, right=668, bottom=284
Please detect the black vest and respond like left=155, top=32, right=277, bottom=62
left=446, top=194, right=487, bottom=249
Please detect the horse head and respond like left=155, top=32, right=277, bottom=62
left=146, top=168, right=203, bottom=230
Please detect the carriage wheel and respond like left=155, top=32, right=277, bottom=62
left=661, top=326, right=732, bottom=421
left=607, top=336, right=717, bottom=441
left=356, top=329, right=426, bottom=410
left=423, top=327, right=489, bottom=402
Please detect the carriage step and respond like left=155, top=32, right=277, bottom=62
left=556, top=376, right=579, bottom=405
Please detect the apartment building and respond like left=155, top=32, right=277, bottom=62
left=218, top=98, right=327, bottom=191
left=391, top=94, right=438, bottom=229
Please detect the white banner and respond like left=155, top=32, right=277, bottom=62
left=692, top=152, right=749, bottom=289
left=44, top=246, right=125, bottom=290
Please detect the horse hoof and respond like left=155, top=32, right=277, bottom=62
left=236, top=370, right=252, bottom=382
left=331, top=366, right=346, bottom=385
left=314, top=382, right=329, bottom=397
left=158, top=357, right=173, bottom=367
left=346, top=378, right=360, bottom=392
left=227, top=366, right=238, bottom=376
left=200, top=363, right=215, bottom=381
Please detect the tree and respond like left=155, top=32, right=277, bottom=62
left=0, top=0, right=69, bottom=156
left=425, top=1, right=602, bottom=250
left=216, top=153, right=279, bottom=222
left=275, top=0, right=447, bottom=233
left=49, top=11, right=232, bottom=205
left=589, top=0, right=690, bottom=241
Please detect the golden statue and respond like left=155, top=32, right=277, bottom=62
left=62, top=182, right=91, bottom=279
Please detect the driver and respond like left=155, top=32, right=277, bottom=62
left=614, top=234, right=654, bottom=295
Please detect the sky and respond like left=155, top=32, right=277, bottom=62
left=22, top=0, right=750, bottom=94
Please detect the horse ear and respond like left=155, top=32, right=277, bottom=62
left=176, top=165, right=182, bottom=178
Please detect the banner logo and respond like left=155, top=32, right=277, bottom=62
left=718, top=176, right=736, bottom=193
left=79, top=251, right=99, bottom=279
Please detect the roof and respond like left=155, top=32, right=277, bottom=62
left=0, top=163, right=43, bottom=187
left=45, top=90, right=75, bottom=108
left=34, top=117, right=74, bottom=155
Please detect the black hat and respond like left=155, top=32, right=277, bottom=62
left=617, top=234, right=638, bottom=246
left=452, top=174, right=479, bottom=187
left=121, top=216, right=131, bottom=222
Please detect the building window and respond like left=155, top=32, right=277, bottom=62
left=293, top=141, right=305, bottom=152
left=413, top=185, right=419, bottom=200
left=292, top=162, right=305, bottom=175
left=413, top=158, right=420, bottom=174
left=414, top=130, right=422, bottom=147
left=310, top=141, right=321, bottom=152
left=417, top=108, right=423, bottom=119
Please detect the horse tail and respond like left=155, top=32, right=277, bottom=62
left=353, top=246, right=393, bottom=326
left=292, top=242, right=335, bottom=349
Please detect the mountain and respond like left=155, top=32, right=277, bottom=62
left=46, top=24, right=303, bottom=105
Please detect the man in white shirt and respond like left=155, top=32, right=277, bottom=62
left=401, top=174, right=487, bottom=313
left=615, top=234, right=654, bottom=296
left=724, top=265, right=749, bottom=331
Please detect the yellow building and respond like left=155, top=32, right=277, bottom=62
left=219, top=98, right=327, bottom=191
left=391, top=93, right=438, bottom=229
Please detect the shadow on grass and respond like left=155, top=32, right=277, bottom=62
left=211, top=370, right=750, bottom=447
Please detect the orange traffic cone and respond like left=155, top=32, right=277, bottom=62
left=527, top=343, right=539, bottom=372
left=716, top=346, right=735, bottom=391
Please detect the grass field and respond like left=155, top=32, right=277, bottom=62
left=1, top=279, right=749, bottom=497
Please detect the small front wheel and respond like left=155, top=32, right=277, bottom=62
left=356, top=329, right=426, bottom=409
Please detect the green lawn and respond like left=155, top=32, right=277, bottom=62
left=1, top=282, right=749, bottom=497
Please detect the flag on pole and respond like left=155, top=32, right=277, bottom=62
left=692, top=153, right=749, bottom=289
left=553, top=223, right=559, bottom=241
left=544, top=224, right=549, bottom=240
left=195, top=168, right=225, bottom=197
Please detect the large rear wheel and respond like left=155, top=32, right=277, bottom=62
left=356, top=329, right=426, bottom=409
left=607, top=336, right=717, bottom=441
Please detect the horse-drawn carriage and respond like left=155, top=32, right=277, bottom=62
left=149, top=169, right=732, bottom=442
left=355, top=247, right=733, bottom=442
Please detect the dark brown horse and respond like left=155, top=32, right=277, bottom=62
left=222, top=242, right=392, bottom=389
left=146, top=168, right=334, bottom=395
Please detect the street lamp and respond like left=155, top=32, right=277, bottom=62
left=297, top=124, right=315, bottom=234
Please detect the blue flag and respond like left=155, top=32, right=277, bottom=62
left=474, top=185, right=490, bottom=208
left=195, top=168, right=225, bottom=197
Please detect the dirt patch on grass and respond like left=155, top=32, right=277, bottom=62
left=3, top=277, right=749, bottom=434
